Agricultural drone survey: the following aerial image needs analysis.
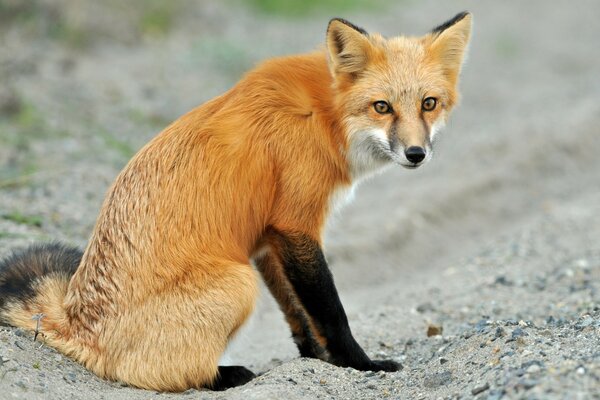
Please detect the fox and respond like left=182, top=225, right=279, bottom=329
left=0, top=13, right=472, bottom=391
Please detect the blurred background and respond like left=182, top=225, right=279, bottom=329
left=1, top=0, right=599, bottom=368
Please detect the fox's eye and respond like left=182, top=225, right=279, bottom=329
left=373, top=101, right=392, bottom=114
left=422, top=97, right=437, bottom=111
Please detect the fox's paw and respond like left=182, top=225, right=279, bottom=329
left=208, top=366, right=256, bottom=391
left=364, top=359, right=402, bottom=372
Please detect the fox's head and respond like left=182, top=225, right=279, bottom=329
left=326, top=13, right=472, bottom=177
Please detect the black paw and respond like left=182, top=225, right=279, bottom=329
left=364, top=359, right=402, bottom=372
left=208, top=366, right=256, bottom=391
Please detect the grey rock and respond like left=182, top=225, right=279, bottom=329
left=471, top=382, right=490, bottom=395
left=423, top=371, right=452, bottom=388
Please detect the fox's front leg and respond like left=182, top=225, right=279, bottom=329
left=267, top=228, right=400, bottom=372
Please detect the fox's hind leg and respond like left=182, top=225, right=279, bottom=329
left=96, top=260, right=258, bottom=391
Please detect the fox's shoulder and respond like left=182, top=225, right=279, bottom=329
left=230, top=50, right=334, bottom=114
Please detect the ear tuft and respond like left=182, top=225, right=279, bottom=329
left=326, top=18, right=372, bottom=76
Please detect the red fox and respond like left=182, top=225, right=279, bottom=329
left=0, top=13, right=472, bottom=391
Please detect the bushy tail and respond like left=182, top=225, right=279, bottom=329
left=0, top=243, right=82, bottom=334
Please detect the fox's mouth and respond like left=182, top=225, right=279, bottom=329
left=401, top=163, right=420, bottom=169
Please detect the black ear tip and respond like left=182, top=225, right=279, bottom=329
left=327, top=18, right=368, bottom=35
left=431, top=11, right=471, bottom=34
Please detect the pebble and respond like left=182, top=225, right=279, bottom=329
left=471, top=382, right=490, bottom=395
left=494, top=327, right=506, bottom=339
left=423, top=371, right=452, bottom=388
left=576, top=316, right=593, bottom=330
left=13, top=329, right=26, bottom=337
left=510, top=327, right=528, bottom=340
left=427, top=324, right=443, bottom=337
left=15, top=381, right=27, bottom=389
left=526, top=364, right=541, bottom=374
left=520, top=379, right=538, bottom=389
left=64, top=372, right=77, bottom=383
left=416, top=302, right=435, bottom=313
left=487, top=389, right=505, bottom=400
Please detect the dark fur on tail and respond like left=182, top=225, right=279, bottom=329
left=0, top=243, right=82, bottom=311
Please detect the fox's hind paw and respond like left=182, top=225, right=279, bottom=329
left=364, top=359, right=402, bottom=372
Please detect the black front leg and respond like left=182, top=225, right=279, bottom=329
left=272, top=229, right=400, bottom=372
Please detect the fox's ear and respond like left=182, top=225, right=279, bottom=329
left=426, top=12, right=472, bottom=85
left=326, top=18, right=372, bottom=76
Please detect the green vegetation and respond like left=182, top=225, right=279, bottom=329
left=0, top=98, right=65, bottom=188
left=140, top=0, right=182, bottom=37
left=0, top=231, right=28, bottom=239
left=2, top=212, right=44, bottom=227
left=246, top=0, right=384, bottom=17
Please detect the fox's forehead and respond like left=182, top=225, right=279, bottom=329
left=364, top=35, right=446, bottom=102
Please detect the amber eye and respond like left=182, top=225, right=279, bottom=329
left=422, top=97, right=437, bottom=111
left=373, top=101, right=392, bottom=114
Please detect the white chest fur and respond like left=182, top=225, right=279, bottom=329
left=327, top=184, right=357, bottom=217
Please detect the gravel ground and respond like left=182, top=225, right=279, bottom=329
left=1, top=0, right=600, bottom=399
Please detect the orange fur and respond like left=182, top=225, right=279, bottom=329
left=0, top=14, right=471, bottom=391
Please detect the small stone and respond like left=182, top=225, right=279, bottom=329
left=526, top=364, right=541, bottom=374
left=15, top=381, right=27, bottom=389
left=416, top=303, right=435, bottom=313
left=487, top=389, right=505, bottom=400
left=13, top=329, right=26, bottom=337
left=576, top=366, right=585, bottom=375
left=494, top=327, right=506, bottom=339
left=520, top=379, right=538, bottom=389
left=427, top=324, right=443, bottom=337
left=511, top=327, right=528, bottom=340
left=471, top=382, right=490, bottom=395
left=494, top=275, right=513, bottom=286
left=423, top=370, right=452, bottom=388
left=64, top=372, right=77, bottom=383
left=576, top=316, right=593, bottom=330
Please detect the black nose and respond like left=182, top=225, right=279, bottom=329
left=404, top=146, right=426, bottom=164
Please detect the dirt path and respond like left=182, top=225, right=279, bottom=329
left=1, top=1, right=599, bottom=399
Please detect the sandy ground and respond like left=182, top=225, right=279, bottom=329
left=1, top=0, right=599, bottom=399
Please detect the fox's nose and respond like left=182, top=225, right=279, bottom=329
left=404, top=146, right=426, bottom=164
